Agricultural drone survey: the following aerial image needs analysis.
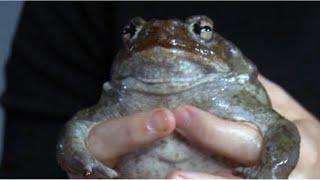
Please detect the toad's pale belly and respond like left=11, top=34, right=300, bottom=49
left=115, top=133, right=233, bottom=178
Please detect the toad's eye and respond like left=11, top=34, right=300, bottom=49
left=186, top=15, right=215, bottom=44
left=122, top=23, right=136, bottom=41
left=193, top=21, right=214, bottom=42
left=122, top=17, right=146, bottom=43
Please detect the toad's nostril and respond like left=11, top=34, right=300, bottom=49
left=152, top=20, right=162, bottom=27
left=170, top=19, right=183, bottom=26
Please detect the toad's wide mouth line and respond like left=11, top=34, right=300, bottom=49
left=118, top=72, right=232, bottom=95
left=135, top=75, right=205, bottom=84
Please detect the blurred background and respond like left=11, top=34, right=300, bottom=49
left=0, top=1, right=23, bottom=165
left=0, top=1, right=319, bottom=178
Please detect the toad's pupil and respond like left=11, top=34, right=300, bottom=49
left=201, top=26, right=212, bottom=32
left=123, top=23, right=136, bottom=38
left=193, top=23, right=212, bottom=35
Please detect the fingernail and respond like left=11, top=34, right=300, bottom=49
left=171, top=175, right=186, bottom=179
left=171, top=173, right=196, bottom=179
left=148, top=109, right=170, bottom=133
left=174, top=106, right=192, bottom=128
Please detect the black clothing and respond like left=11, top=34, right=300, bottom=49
left=1, top=2, right=319, bottom=178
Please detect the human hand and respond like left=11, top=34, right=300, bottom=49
left=84, top=106, right=256, bottom=179
left=87, top=108, right=177, bottom=167
left=67, top=108, right=177, bottom=178
left=167, top=75, right=320, bottom=179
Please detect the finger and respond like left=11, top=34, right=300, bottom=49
left=258, top=74, right=294, bottom=105
left=167, top=171, right=241, bottom=179
left=173, top=105, right=262, bottom=166
left=87, top=108, right=176, bottom=167
left=289, top=120, right=320, bottom=179
left=258, top=75, right=316, bottom=122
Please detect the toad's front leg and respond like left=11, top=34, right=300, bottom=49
left=236, top=114, right=300, bottom=179
left=56, top=111, right=118, bottom=178
left=210, top=88, right=300, bottom=178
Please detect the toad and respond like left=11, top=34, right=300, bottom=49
left=57, top=15, right=300, bottom=179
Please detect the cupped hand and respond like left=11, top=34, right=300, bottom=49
left=167, top=75, right=320, bottom=179
left=68, top=108, right=176, bottom=178
left=87, top=108, right=176, bottom=168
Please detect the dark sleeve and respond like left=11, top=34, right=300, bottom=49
left=0, top=2, right=114, bottom=178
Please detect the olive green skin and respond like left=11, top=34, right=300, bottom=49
left=57, top=15, right=300, bottom=179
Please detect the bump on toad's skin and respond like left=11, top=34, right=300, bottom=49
left=57, top=15, right=300, bottom=179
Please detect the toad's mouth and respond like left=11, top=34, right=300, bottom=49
left=111, top=47, right=230, bottom=94
left=116, top=56, right=210, bottom=89
left=135, top=75, right=205, bottom=84
left=116, top=72, right=229, bottom=95
left=132, top=59, right=207, bottom=85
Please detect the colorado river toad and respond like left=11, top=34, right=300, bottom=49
left=57, top=15, right=300, bottom=179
